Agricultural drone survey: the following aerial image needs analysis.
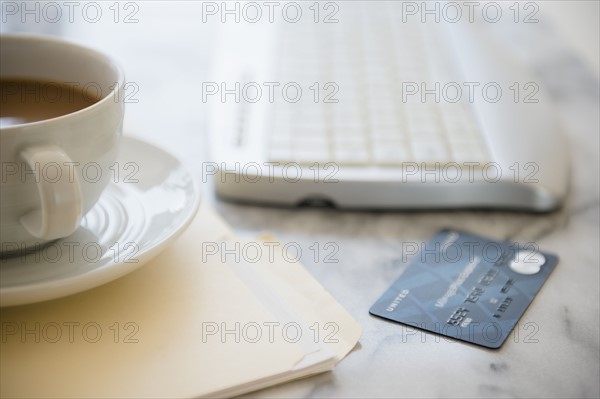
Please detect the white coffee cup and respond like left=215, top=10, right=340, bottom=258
left=0, top=34, right=125, bottom=254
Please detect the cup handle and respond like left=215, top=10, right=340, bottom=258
left=19, top=145, right=84, bottom=240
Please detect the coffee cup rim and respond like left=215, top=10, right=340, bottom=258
left=0, top=33, right=125, bottom=132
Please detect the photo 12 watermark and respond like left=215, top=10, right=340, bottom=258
left=400, top=238, right=542, bottom=265
left=1, top=321, right=140, bottom=344
left=401, top=81, right=540, bottom=104
left=1, top=1, right=141, bottom=24
left=0, top=79, right=140, bottom=105
left=201, top=1, right=340, bottom=24
left=398, top=1, right=539, bottom=24
left=201, top=320, right=340, bottom=344
left=1, top=239, right=140, bottom=264
left=397, top=321, right=541, bottom=345
left=1, top=161, right=140, bottom=185
left=202, top=81, right=339, bottom=104
left=201, top=240, right=340, bottom=264
left=203, top=162, right=340, bottom=184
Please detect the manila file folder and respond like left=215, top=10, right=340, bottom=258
left=0, top=204, right=362, bottom=398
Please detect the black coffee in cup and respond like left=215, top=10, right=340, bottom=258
left=0, top=78, right=101, bottom=127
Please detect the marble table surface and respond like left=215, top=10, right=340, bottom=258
left=3, top=2, right=598, bottom=398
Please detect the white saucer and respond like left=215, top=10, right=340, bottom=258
left=0, top=136, right=201, bottom=307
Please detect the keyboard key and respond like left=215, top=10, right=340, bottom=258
left=370, top=115, right=400, bottom=130
left=446, top=127, right=484, bottom=141
left=298, top=104, right=327, bottom=119
left=293, top=136, right=329, bottom=148
left=411, top=141, right=451, bottom=164
left=333, top=133, right=368, bottom=145
left=292, top=125, right=329, bottom=139
left=372, top=141, right=411, bottom=165
left=367, top=97, right=397, bottom=114
left=332, top=101, right=364, bottom=115
left=269, top=121, right=293, bottom=140
left=370, top=127, right=405, bottom=140
left=333, top=116, right=366, bottom=130
left=333, top=144, right=370, bottom=165
left=293, top=147, right=331, bottom=165
left=450, top=142, right=490, bottom=163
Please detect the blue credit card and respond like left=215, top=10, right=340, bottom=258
left=369, top=229, right=558, bottom=349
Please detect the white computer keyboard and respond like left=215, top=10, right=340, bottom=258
left=210, top=1, right=569, bottom=210
left=268, top=3, right=490, bottom=166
